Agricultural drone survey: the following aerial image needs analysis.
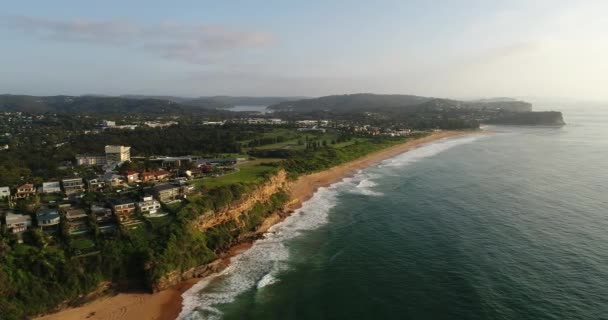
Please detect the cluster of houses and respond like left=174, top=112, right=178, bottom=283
left=1, top=178, right=194, bottom=242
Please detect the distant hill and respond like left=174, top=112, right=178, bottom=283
left=268, top=94, right=532, bottom=113
left=122, top=95, right=304, bottom=108
left=0, top=94, right=189, bottom=114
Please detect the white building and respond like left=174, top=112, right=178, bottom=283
left=42, top=181, right=61, bottom=194
left=0, top=186, right=10, bottom=198
left=5, top=213, right=31, bottom=234
left=137, top=196, right=162, bottom=216
left=76, top=155, right=107, bottom=166
left=105, top=145, right=131, bottom=163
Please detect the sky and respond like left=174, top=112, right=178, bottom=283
left=1, top=0, right=608, bottom=100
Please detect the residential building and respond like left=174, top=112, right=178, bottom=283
left=15, top=184, right=35, bottom=199
left=124, top=171, right=139, bottom=183
left=41, top=181, right=61, bottom=194
left=5, top=213, right=31, bottom=234
left=103, top=172, right=125, bottom=187
left=137, top=196, right=162, bottom=216
left=62, top=178, right=84, bottom=195
left=76, top=155, right=107, bottom=166
left=151, top=183, right=193, bottom=203
left=0, top=186, right=10, bottom=198
left=153, top=184, right=181, bottom=203
left=87, top=178, right=106, bottom=191
left=111, top=199, right=136, bottom=222
left=105, top=145, right=131, bottom=163
left=65, top=208, right=88, bottom=233
left=36, top=208, right=61, bottom=232
left=102, top=120, right=116, bottom=127
left=91, top=205, right=113, bottom=224
left=142, top=169, right=170, bottom=182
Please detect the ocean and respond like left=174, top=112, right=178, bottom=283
left=179, top=106, right=608, bottom=320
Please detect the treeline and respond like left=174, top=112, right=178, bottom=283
left=282, top=133, right=427, bottom=175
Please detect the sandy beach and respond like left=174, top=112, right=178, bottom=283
left=37, top=130, right=477, bottom=320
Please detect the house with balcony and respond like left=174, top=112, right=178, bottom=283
left=152, top=184, right=181, bottom=203
left=62, top=178, right=85, bottom=195
left=137, top=196, right=163, bottom=217
left=15, top=184, right=35, bottom=199
left=111, top=198, right=136, bottom=222
left=36, top=208, right=61, bottom=233
left=91, top=205, right=113, bottom=224
left=5, top=212, right=31, bottom=234
left=65, top=208, right=89, bottom=234
left=87, top=178, right=106, bottom=192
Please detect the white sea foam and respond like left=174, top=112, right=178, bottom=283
left=179, top=182, right=347, bottom=319
left=179, top=134, right=482, bottom=319
left=379, top=135, right=482, bottom=168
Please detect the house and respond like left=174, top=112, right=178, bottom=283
left=0, top=187, right=10, bottom=198
left=103, top=172, right=125, bottom=187
left=137, top=196, right=162, bottom=216
left=111, top=199, right=136, bottom=222
left=141, top=169, right=170, bottom=182
left=91, top=205, right=114, bottom=224
left=5, top=212, right=31, bottom=234
left=154, top=169, right=170, bottom=181
left=124, top=171, right=140, bottom=183
left=36, top=208, right=61, bottom=232
left=87, top=178, right=106, bottom=191
left=153, top=184, right=181, bottom=203
left=65, top=208, right=88, bottom=233
left=141, top=171, right=156, bottom=182
left=62, top=178, right=84, bottom=195
left=15, top=184, right=35, bottom=199
left=41, top=181, right=61, bottom=194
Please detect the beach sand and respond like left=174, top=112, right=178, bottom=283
left=36, top=130, right=476, bottom=320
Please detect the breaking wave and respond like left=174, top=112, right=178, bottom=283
left=179, top=181, right=348, bottom=319
left=178, top=133, right=483, bottom=319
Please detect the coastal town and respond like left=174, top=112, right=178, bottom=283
left=0, top=94, right=552, bottom=320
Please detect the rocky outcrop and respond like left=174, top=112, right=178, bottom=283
left=486, top=111, right=565, bottom=126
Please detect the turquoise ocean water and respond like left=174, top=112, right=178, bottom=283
left=180, top=106, right=608, bottom=320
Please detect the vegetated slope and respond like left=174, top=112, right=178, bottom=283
left=0, top=95, right=189, bottom=114
left=268, top=93, right=532, bottom=113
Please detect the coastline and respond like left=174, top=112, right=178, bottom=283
left=36, top=130, right=478, bottom=320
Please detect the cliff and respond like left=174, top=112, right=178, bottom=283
left=486, top=111, right=565, bottom=126
left=152, top=170, right=294, bottom=291
left=192, top=170, right=292, bottom=231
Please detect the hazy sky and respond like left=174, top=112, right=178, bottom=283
left=2, top=0, right=608, bottom=100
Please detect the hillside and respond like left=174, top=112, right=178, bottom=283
left=0, top=95, right=190, bottom=114
left=268, top=94, right=532, bottom=113
left=123, top=95, right=303, bottom=108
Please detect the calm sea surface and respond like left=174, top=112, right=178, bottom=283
left=180, top=106, right=608, bottom=320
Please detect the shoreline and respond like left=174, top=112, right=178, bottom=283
left=36, top=130, right=479, bottom=320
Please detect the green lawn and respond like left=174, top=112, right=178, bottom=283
left=190, top=158, right=282, bottom=188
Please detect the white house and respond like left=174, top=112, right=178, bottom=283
left=5, top=213, right=31, bottom=234
left=0, top=187, right=10, bottom=198
left=42, top=181, right=61, bottom=194
left=137, top=196, right=162, bottom=216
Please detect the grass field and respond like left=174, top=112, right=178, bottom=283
left=190, top=158, right=282, bottom=188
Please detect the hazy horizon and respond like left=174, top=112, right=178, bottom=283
left=2, top=1, right=608, bottom=101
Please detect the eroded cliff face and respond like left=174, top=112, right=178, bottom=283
left=193, top=169, right=293, bottom=231
left=153, top=170, right=296, bottom=291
